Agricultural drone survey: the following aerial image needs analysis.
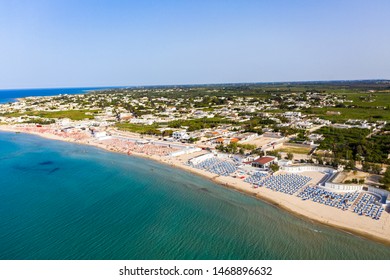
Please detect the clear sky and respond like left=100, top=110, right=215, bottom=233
left=0, top=0, right=389, bottom=89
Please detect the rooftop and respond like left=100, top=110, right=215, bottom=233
left=253, top=156, right=276, bottom=165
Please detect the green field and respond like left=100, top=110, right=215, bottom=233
left=305, top=107, right=390, bottom=122
left=275, top=146, right=311, bottom=154
left=1, top=110, right=98, bottom=120
left=31, top=110, right=98, bottom=120
left=168, top=117, right=234, bottom=131
left=332, top=91, right=390, bottom=107
left=115, top=123, right=160, bottom=134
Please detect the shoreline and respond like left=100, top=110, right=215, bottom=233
left=171, top=160, right=390, bottom=247
left=1, top=125, right=389, bottom=247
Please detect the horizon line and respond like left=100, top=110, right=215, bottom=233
left=0, top=78, right=389, bottom=91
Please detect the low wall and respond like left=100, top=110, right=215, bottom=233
left=188, top=153, right=214, bottom=165
left=324, top=182, right=363, bottom=192
left=281, top=164, right=336, bottom=174
left=324, top=182, right=389, bottom=204
left=367, top=186, right=390, bottom=202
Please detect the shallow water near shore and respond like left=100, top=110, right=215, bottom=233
left=0, top=131, right=389, bottom=259
left=0, top=87, right=112, bottom=103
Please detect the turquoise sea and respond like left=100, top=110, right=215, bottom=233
left=0, top=131, right=390, bottom=259
left=0, top=87, right=116, bottom=103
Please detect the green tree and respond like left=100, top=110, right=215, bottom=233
left=380, top=167, right=390, bottom=188
left=216, top=144, right=225, bottom=152
left=188, top=137, right=199, bottom=143
left=269, top=164, right=279, bottom=173
left=362, top=162, right=371, bottom=172
left=371, top=164, right=382, bottom=175
left=266, top=150, right=281, bottom=160
left=227, top=143, right=238, bottom=154
left=286, top=152, right=294, bottom=160
left=345, top=160, right=356, bottom=171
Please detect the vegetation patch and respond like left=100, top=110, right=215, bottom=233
left=168, top=117, right=235, bottom=131
left=1, top=110, right=98, bottom=120
left=275, top=146, right=311, bottom=154
left=304, top=107, right=390, bottom=122
left=115, top=123, right=160, bottom=135
left=317, top=127, right=390, bottom=164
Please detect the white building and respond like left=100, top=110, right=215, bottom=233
left=308, top=133, right=323, bottom=141
left=284, top=111, right=302, bottom=118
left=172, top=131, right=190, bottom=141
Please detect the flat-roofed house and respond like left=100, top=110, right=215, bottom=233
left=172, top=131, right=190, bottom=140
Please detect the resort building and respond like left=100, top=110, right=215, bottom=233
left=172, top=131, right=190, bottom=141
left=251, top=156, right=277, bottom=168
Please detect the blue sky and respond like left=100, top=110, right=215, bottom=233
left=0, top=0, right=389, bottom=88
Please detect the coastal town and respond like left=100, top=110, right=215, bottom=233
left=1, top=82, right=390, bottom=243
left=3, top=0, right=390, bottom=271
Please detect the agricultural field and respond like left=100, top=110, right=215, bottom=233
left=275, top=145, right=312, bottom=155
left=332, top=91, right=390, bottom=107
left=1, top=110, right=98, bottom=120
left=115, top=123, right=160, bottom=135
left=305, top=107, right=390, bottom=122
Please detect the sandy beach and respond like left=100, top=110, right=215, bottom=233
left=1, top=124, right=389, bottom=246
